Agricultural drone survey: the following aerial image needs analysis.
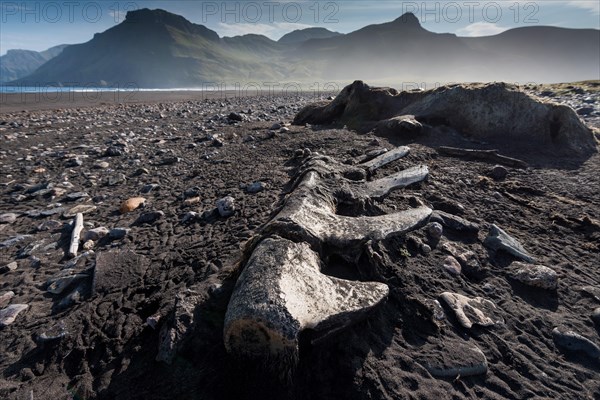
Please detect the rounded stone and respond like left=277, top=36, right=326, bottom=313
left=427, top=222, right=443, bottom=239
left=489, top=165, right=508, bottom=181
left=217, top=196, right=236, bottom=217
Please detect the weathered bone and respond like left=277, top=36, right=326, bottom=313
left=361, top=165, right=429, bottom=199
left=223, top=151, right=430, bottom=368
left=224, top=237, right=389, bottom=361
left=360, top=145, right=410, bottom=171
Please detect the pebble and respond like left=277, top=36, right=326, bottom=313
left=442, top=256, right=462, bottom=275
left=228, top=112, right=244, bottom=122
left=489, top=165, right=508, bottom=180
left=94, top=161, right=110, bottom=169
left=65, top=192, right=89, bottom=201
left=47, top=272, right=87, bottom=295
left=552, top=327, right=600, bottom=359
left=0, top=235, right=32, bottom=249
left=146, top=315, right=161, bottom=329
left=508, top=262, right=558, bottom=290
left=108, top=173, right=127, bottom=186
left=421, top=244, right=432, bottom=255
left=37, top=320, right=68, bottom=343
left=181, top=211, right=199, bottom=224
left=270, top=123, right=282, bottom=130
left=108, top=228, right=130, bottom=240
left=420, top=343, right=488, bottom=378
left=0, top=291, right=15, bottom=308
left=120, top=197, right=146, bottom=213
left=0, top=262, right=18, bottom=274
left=183, top=197, right=201, bottom=206
left=135, top=210, right=164, bottom=224
left=104, top=146, right=124, bottom=157
left=0, top=304, right=29, bottom=327
left=427, top=222, right=443, bottom=239
left=246, top=182, right=265, bottom=193
left=0, top=213, right=18, bottom=224
left=37, top=220, right=62, bottom=231
left=83, top=227, right=110, bottom=242
left=217, top=196, right=236, bottom=217
left=82, top=240, right=95, bottom=250
left=141, top=183, right=160, bottom=194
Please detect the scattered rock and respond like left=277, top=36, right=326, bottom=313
left=82, top=240, right=95, bottom=251
left=181, top=211, right=199, bottom=224
left=442, top=256, right=462, bottom=275
left=104, top=146, right=124, bottom=157
left=484, top=224, right=535, bottom=263
left=94, top=161, right=110, bottom=169
left=489, top=165, right=508, bottom=180
left=47, top=272, right=87, bottom=295
left=37, top=320, right=68, bottom=343
left=0, top=291, right=15, bottom=308
left=552, top=327, right=600, bottom=359
left=37, top=220, right=62, bottom=231
left=108, top=173, right=127, bottom=186
left=183, top=197, right=200, bottom=206
left=0, top=262, right=18, bottom=274
left=419, top=342, right=488, bottom=378
left=440, top=292, right=503, bottom=329
left=427, top=222, right=443, bottom=239
left=108, top=227, right=130, bottom=240
left=83, top=227, right=110, bottom=242
left=228, top=112, right=244, bottom=122
left=508, top=262, right=558, bottom=290
left=0, top=213, right=18, bottom=224
left=120, top=197, right=146, bottom=213
left=141, top=183, right=160, bottom=194
left=246, top=182, right=265, bottom=193
left=65, top=192, right=89, bottom=201
left=135, top=210, right=164, bottom=225
left=0, top=304, right=29, bottom=327
left=0, top=235, right=32, bottom=249
left=216, top=196, right=236, bottom=217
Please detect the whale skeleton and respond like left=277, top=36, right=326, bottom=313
left=223, top=146, right=431, bottom=369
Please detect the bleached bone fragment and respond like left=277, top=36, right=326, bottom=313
left=224, top=237, right=388, bottom=364
left=484, top=224, right=535, bottom=263
left=360, top=146, right=410, bottom=171
left=361, top=165, right=428, bottom=198
left=68, top=213, right=83, bottom=258
left=440, top=292, right=504, bottom=329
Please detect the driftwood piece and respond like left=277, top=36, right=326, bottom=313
left=68, top=213, right=83, bottom=258
left=436, top=146, right=528, bottom=169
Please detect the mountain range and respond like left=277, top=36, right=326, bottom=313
left=0, top=45, right=68, bottom=83
left=6, top=8, right=600, bottom=87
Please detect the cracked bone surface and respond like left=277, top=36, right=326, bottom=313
left=224, top=237, right=389, bottom=361
left=224, top=149, right=430, bottom=365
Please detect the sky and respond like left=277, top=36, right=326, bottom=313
left=1, top=0, right=599, bottom=55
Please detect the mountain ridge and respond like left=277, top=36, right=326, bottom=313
left=9, top=8, right=600, bottom=87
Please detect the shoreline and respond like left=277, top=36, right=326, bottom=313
left=0, top=90, right=272, bottom=113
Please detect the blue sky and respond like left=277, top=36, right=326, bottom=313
left=1, top=0, right=599, bottom=55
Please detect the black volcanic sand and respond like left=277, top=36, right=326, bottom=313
left=0, top=85, right=599, bottom=400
